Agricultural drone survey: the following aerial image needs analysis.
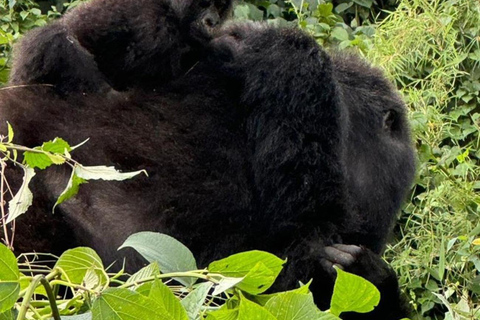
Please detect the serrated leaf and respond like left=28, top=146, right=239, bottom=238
left=212, top=276, right=245, bottom=296
left=54, top=247, right=108, bottom=288
left=329, top=267, right=380, bottom=316
left=23, top=151, right=54, bottom=169
left=6, top=123, right=13, bottom=143
left=92, top=288, right=171, bottom=320
left=6, top=166, right=35, bottom=223
left=181, top=282, right=213, bottom=320
left=119, top=232, right=197, bottom=287
left=0, top=244, right=20, bottom=313
left=53, top=171, right=87, bottom=212
left=264, top=291, right=323, bottom=320
left=209, top=251, right=285, bottom=294
left=127, top=263, right=160, bottom=288
left=41, top=138, right=71, bottom=154
left=238, top=294, right=276, bottom=320
left=23, top=138, right=71, bottom=169
left=149, top=279, right=188, bottom=320
left=74, top=165, right=147, bottom=181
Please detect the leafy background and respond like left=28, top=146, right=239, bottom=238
left=1, top=0, right=480, bottom=318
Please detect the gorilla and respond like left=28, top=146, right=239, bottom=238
left=1, top=22, right=415, bottom=319
left=9, top=0, right=233, bottom=94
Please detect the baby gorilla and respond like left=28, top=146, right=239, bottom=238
left=9, top=0, right=232, bottom=94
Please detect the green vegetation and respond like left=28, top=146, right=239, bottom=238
left=0, top=232, right=381, bottom=319
left=1, top=0, right=480, bottom=319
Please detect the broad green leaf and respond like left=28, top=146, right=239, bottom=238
left=127, top=262, right=160, bottom=287
left=23, top=138, right=71, bottom=169
left=54, top=247, right=108, bottom=288
left=352, top=0, right=373, bottom=7
left=53, top=171, right=87, bottom=212
left=237, top=294, right=276, bottom=320
left=149, top=279, right=188, bottom=320
left=6, top=122, right=13, bottom=143
left=23, top=151, right=54, bottom=169
left=211, top=276, right=244, bottom=296
left=91, top=288, right=171, bottom=320
left=41, top=138, right=71, bottom=154
left=181, top=282, right=213, bottom=320
left=329, top=267, right=380, bottom=316
left=0, top=244, right=20, bottom=313
left=74, top=165, right=147, bottom=181
left=6, top=166, right=35, bottom=223
left=335, top=2, right=353, bottom=13
left=19, top=274, right=47, bottom=296
left=0, top=309, right=15, bottom=320
left=253, top=281, right=312, bottom=306
left=209, top=251, right=285, bottom=294
left=264, top=291, right=323, bottom=320
left=331, top=27, right=349, bottom=41
left=119, top=232, right=197, bottom=287
left=206, top=308, right=238, bottom=320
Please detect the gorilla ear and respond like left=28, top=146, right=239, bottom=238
left=382, top=110, right=398, bottom=131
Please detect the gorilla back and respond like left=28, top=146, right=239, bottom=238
left=2, top=23, right=415, bottom=319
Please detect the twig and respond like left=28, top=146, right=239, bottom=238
left=0, top=160, right=10, bottom=248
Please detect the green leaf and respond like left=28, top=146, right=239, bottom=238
left=23, top=152, right=54, bottom=169
left=53, top=171, right=87, bottom=212
left=0, top=244, right=20, bottom=313
left=6, top=123, right=13, bottom=144
left=211, top=276, right=245, bottom=296
left=352, top=0, right=373, bottom=7
left=181, top=282, right=213, bottom=319
left=331, top=27, right=349, bottom=41
left=0, top=309, right=15, bottom=320
left=91, top=288, right=171, bottom=320
left=149, top=279, right=188, bottom=320
left=238, top=294, right=276, bottom=320
left=127, top=262, right=160, bottom=287
left=23, top=138, right=71, bottom=169
left=0, top=145, right=6, bottom=152
left=335, top=2, right=353, bottom=13
left=264, top=291, right=324, bottom=320
left=41, top=138, right=71, bottom=154
left=329, top=267, right=380, bottom=316
left=119, top=232, right=197, bottom=287
left=209, top=251, right=285, bottom=294
left=54, top=247, right=108, bottom=288
left=6, top=166, right=35, bottom=223
left=74, top=165, right=147, bottom=181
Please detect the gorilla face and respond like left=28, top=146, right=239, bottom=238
left=176, top=0, right=233, bottom=44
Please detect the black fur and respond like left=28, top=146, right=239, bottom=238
left=2, top=23, right=415, bottom=319
left=8, top=0, right=233, bottom=94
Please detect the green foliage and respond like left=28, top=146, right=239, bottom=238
left=0, top=125, right=146, bottom=246
left=0, top=235, right=385, bottom=319
left=367, top=0, right=480, bottom=318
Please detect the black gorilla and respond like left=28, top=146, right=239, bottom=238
left=1, top=22, right=415, bottom=319
left=9, top=0, right=232, bottom=94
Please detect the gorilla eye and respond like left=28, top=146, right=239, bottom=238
left=199, top=0, right=211, bottom=8
left=382, top=110, right=397, bottom=131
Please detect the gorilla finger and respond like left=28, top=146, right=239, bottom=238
left=324, top=246, right=356, bottom=266
left=330, top=244, right=363, bottom=257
